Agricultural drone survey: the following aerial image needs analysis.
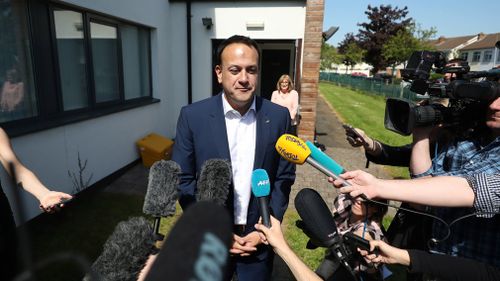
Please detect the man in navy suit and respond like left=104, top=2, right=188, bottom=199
left=172, top=35, right=295, bottom=280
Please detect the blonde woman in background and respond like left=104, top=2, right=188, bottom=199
left=271, top=74, right=299, bottom=135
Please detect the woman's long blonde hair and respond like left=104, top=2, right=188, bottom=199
left=276, top=74, right=294, bottom=92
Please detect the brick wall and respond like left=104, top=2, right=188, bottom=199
left=297, top=0, right=324, bottom=142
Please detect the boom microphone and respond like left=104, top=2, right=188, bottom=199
left=275, top=134, right=350, bottom=186
left=144, top=201, right=232, bottom=281
left=294, top=188, right=354, bottom=278
left=196, top=159, right=232, bottom=206
left=143, top=160, right=181, bottom=240
left=295, top=188, right=340, bottom=248
left=86, top=217, right=156, bottom=281
left=251, top=169, right=271, bottom=227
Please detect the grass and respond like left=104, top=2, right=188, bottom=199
left=319, top=82, right=412, bottom=179
left=282, top=209, right=326, bottom=269
left=26, top=190, right=181, bottom=281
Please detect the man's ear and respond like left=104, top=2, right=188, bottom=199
left=215, top=65, right=223, bottom=83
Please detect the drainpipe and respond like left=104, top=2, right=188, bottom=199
left=186, top=0, right=193, bottom=104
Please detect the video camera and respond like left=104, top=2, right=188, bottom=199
left=384, top=44, right=500, bottom=136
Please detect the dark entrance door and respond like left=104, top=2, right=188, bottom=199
left=260, top=49, right=291, bottom=100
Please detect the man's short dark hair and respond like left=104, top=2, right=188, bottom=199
left=215, top=35, right=260, bottom=65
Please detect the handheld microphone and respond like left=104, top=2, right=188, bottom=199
left=143, top=160, right=181, bottom=241
left=251, top=169, right=271, bottom=227
left=275, top=134, right=350, bottom=187
left=196, top=159, right=232, bottom=206
left=86, top=217, right=156, bottom=281
left=305, top=140, right=345, bottom=176
left=144, top=201, right=232, bottom=281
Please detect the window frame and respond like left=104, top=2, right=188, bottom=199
left=3, top=1, right=157, bottom=137
left=472, top=51, right=481, bottom=63
left=460, top=52, right=468, bottom=62
left=483, top=50, right=492, bottom=63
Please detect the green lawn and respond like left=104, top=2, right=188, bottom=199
left=27, top=191, right=181, bottom=281
left=319, top=82, right=412, bottom=179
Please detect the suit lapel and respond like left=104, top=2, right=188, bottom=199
left=254, top=97, right=270, bottom=169
left=209, top=94, right=231, bottom=159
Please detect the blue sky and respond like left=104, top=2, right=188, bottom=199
left=323, top=0, right=499, bottom=47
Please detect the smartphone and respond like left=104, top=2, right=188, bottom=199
left=342, top=232, right=378, bottom=255
left=342, top=124, right=366, bottom=144
left=50, top=197, right=73, bottom=209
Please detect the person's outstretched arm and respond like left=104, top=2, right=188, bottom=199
left=359, top=240, right=500, bottom=281
left=0, top=128, right=72, bottom=212
left=331, top=170, right=474, bottom=207
left=255, top=216, right=321, bottom=281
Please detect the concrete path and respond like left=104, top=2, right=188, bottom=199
left=289, top=94, right=391, bottom=210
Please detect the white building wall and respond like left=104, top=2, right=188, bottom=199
left=6, top=0, right=184, bottom=224
left=172, top=1, right=306, bottom=102
left=8, top=0, right=306, bottom=223
left=464, top=48, right=498, bottom=71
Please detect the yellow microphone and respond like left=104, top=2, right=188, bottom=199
left=275, top=134, right=351, bottom=186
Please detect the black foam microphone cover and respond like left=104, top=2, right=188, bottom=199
left=87, top=217, right=156, bottom=281
left=196, top=159, right=232, bottom=206
left=143, top=160, right=181, bottom=217
left=294, top=188, right=340, bottom=248
left=144, top=201, right=232, bottom=281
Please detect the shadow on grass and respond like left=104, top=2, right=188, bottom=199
left=24, top=191, right=147, bottom=281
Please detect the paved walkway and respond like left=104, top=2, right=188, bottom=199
left=289, top=94, right=391, bottom=210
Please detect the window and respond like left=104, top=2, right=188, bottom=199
left=0, top=0, right=38, bottom=123
left=52, top=7, right=152, bottom=111
left=121, top=25, right=151, bottom=100
left=483, top=50, right=492, bottom=62
left=54, top=9, right=89, bottom=110
left=1, top=1, right=154, bottom=135
left=460, top=52, right=468, bottom=61
left=472, top=51, right=481, bottom=62
left=90, top=21, right=120, bottom=103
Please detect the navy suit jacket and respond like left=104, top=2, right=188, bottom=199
left=172, top=93, right=295, bottom=235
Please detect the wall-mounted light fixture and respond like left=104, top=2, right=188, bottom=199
left=202, top=17, right=213, bottom=30
left=246, top=21, right=264, bottom=30
left=322, top=26, right=339, bottom=41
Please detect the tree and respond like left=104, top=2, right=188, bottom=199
left=382, top=22, right=437, bottom=75
left=342, top=42, right=365, bottom=73
left=337, top=32, right=358, bottom=54
left=320, top=42, right=341, bottom=71
left=357, top=5, right=413, bottom=74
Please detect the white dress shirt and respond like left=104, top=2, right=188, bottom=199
left=222, top=93, right=256, bottom=225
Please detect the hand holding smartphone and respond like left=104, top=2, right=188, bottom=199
left=343, top=231, right=379, bottom=256
left=40, top=197, right=73, bottom=213
left=342, top=124, right=367, bottom=146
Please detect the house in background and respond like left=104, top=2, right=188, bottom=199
left=430, top=34, right=481, bottom=60
left=0, top=0, right=324, bottom=223
left=458, top=33, right=500, bottom=71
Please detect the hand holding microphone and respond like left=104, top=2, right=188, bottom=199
left=329, top=170, right=381, bottom=200
left=143, top=160, right=181, bottom=242
left=251, top=169, right=271, bottom=227
left=275, top=134, right=350, bottom=187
